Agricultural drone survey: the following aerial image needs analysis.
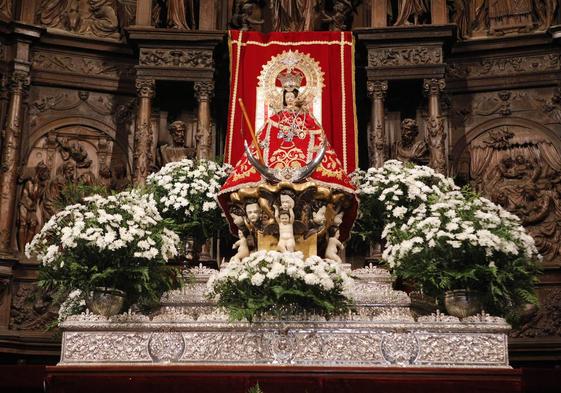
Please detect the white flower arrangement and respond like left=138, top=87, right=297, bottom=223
left=146, top=159, right=232, bottom=239
left=57, top=289, right=86, bottom=324
left=208, top=251, right=354, bottom=321
left=26, top=190, right=180, bottom=267
left=383, top=190, right=540, bottom=269
left=352, top=160, right=541, bottom=321
left=26, top=189, right=182, bottom=309
left=350, top=160, right=459, bottom=246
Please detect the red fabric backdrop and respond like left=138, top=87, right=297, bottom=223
left=225, top=30, right=358, bottom=174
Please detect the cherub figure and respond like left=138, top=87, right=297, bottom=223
left=231, top=230, right=250, bottom=263
left=274, top=204, right=295, bottom=252
left=312, top=205, right=327, bottom=226
left=304, top=203, right=327, bottom=239
left=245, top=201, right=262, bottom=229
left=231, top=212, right=246, bottom=230
left=325, top=228, right=344, bottom=263
left=279, top=193, right=295, bottom=211
left=333, top=210, right=344, bottom=227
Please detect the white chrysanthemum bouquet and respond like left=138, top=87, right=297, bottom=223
left=26, top=190, right=182, bottom=309
left=147, top=159, right=232, bottom=242
left=351, top=160, right=458, bottom=245
left=352, top=160, right=541, bottom=322
left=208, top=251, right=354, bottom=321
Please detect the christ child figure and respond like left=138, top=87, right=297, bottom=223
left=274, top=203, right=295, bottom=252
left=325, top=229, right=344, bottom=263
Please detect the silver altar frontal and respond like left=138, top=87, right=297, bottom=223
left=59, top=265, right=511, bottom=368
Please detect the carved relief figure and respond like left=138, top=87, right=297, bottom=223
left=469, top=128, right=561, bottom=266
left=489, top=0, right=533, bottom=35
left=38, top=0, right=69, bottom=29
left=10, top=284, right=57, bottom=330
left=159, top=120, right=194, bottom=165
left=58, top=138, right=93, bottom=168
left=43, top=161, right=77, bottom=221
left=394, top=118, right=428, bottom=165
left=17, top=162, right=50, bottom=252
left=88, top=0, right=120, bottom=37
left=231, top=0, right=265, bottom=30
left=271, top=0, right=316, bottom=31
left=533, top=0, right=559, bottom=30
left=37, top=0, right=119, bottom=38
left=426, top=116, right=447, bottom=174
left=453, top=0, right=559, bottom=38
left=453, top=0, right=470, bottom=38
left=320, top=0, right=358, bottom=31
left=153, top=0, right=196, bottom=29
left=393, top=0, right=428, bottom=26
left=0, top=0, right=12, bottom=19
left=471, top=0, right=489, bottom=35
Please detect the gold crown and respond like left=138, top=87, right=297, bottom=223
left=277, top=70, right=303, bottom=90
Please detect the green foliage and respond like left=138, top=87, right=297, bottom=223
left=388, top=187, right=541, bottom=325
left=145, top=159, right=231, bottom=244
left=352, top=161, right=542, bottom=325
left=351, top=161, right=457, bottom=251
left=37, top=242, right=182, bottom=312
left=55, top=182, right=111, bottom=210
left=247, top=383, right=264, bottom=393
left=28, top=190, right=183, bottom=315
left=213, top=273, right=352, bottom=322
left=208, top=252, right=354, bottom=322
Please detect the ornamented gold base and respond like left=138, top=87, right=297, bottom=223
left=228, top=181, right=355, bottom=261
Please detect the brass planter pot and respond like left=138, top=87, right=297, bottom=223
left=444, top=289, right=482, bottom=319
left=86, top=287, right=126, bottom=317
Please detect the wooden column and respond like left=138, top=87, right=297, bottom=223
left=371, top=0, right=388, bottom=27
left=199, top=0, right=217, bottom=30
left=423, top=78, right=447, bottom=174
left=430, top=0, right=448, bottom=25
left=194, top=81, right=215, bottom=160
left=135, top=0, right=153, bottom=26
left=0, top=71, right=30, bottom=252
left=133, top=78, right=155, bottom=185
left=367, top=80, right=388, bottom=168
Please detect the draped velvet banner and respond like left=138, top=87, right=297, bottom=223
left=225, top=30, right=358, bottom=174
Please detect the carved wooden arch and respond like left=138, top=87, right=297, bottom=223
left=451, top=116, right=561, bottom=166
left=27, top=116, right=119, bottom=153
left=24, top=115, right=132, bottom=174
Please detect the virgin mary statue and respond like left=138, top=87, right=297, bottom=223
left=219, top=63, right=357, bottom=242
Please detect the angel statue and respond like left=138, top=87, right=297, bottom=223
left=274, top=202, right=295, bottom=252
left=231, top=230, right=250, bottom=263
left=325, top=228, right=344, bottom=263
